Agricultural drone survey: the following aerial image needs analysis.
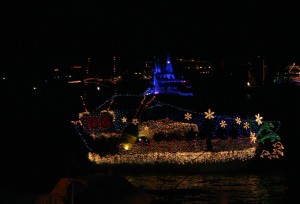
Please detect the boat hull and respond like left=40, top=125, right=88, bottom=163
left=89, top=159, right=253, bottom=174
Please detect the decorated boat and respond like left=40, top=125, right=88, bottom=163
left=71, top=93, right=284, bottom=173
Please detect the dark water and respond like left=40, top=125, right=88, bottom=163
left=125, top=171, right=290, bottom=204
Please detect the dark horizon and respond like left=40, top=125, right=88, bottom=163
left=1, top=1, right=300, bottom=79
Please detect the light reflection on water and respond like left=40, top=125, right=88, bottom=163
left=125, top=171, right=289, bottom=203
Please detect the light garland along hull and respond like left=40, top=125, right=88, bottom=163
left=71, top=94, right=284, bottom=172
left=87, top=147, right=257, bottom=173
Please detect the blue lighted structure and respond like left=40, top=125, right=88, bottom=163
left=145, top=53, right=193, bottom=96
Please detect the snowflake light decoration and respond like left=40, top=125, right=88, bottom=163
left=249, top=131, right=257, bottom=143
left=255, top=113, right=263, bottom=125
left=220, top=120, right=227, bottom=128
left=204, top=108, right=215, bottom=119
left=184, top=112, right=192, bottom=120
left=235, top=117, right=241, bottom=125
left=243, top=122, right=250, bottom=130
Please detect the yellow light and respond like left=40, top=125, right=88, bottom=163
left=123, top=143, right=132, bottom=150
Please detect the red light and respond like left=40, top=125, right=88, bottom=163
left=71, top=66, right=82, bottom=69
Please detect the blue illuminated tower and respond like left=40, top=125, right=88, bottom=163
left=154, top=57, right=162, bottom=74
left=145, top=53, right=193, bottom=96
left=165, top=53, right=175, bottom=80
left=153, top=57, right=161, bottom=94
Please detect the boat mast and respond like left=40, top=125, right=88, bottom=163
left=262, top=58, right=266, bottom=86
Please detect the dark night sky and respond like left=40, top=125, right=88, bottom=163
left=1, top=0, right=300, bottom=78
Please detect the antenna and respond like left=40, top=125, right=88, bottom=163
left=82, top=57, right=91, bottom=107
left=108, top=56, right=118, bottom=110
left=113, top=56, right=117, bottom=95
left=86, top=57, right=91, bottom=78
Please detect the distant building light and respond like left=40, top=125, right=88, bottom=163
left=68, top=80, right=82, bottom=84
left=71, top=66, right=82, bottom=69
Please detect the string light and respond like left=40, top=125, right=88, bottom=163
left=88, top=146, right=257, bottom=165
left=71, top=94, right=284, bottom=166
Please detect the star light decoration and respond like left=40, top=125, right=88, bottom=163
left=184, top=112, right=192, bottom=120
left=220, top=120, right=227, bottom=128
left=204, top=108, right=215, bottom=119
left=121, top=117, right=127, bottom=123
left=132, top=118, right=139, bottom=125
left=255, top=113, right=263, bottom=125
